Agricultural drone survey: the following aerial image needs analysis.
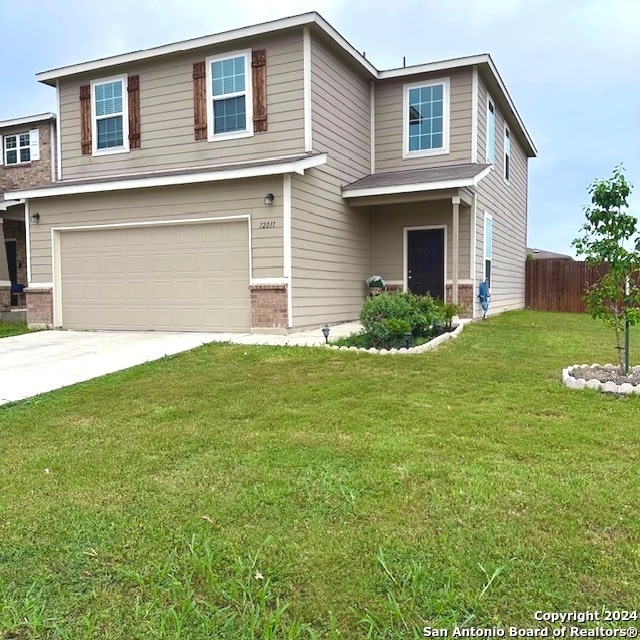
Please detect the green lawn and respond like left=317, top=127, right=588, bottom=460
left=1, top=311, right=639, bottom=639
left=0, top=321, right=30, bottom=338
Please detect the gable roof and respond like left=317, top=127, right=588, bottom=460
left=35, top=13, right=535, bottom=157
left=343, top=164, right=492, bottom=199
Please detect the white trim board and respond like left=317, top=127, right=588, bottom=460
left=0, top=113, right=56, bottom=128
left=403, top=225, right=447, bottom=298
left=50, top=215, right=252, bottom=328
left=343, top=165, right=492, bottom=199
left=471, top=66, right=478, bottom=163
left=303, top=27, right=312, bottom=152
left=8, top=154, right=328, bottom=200
left=283, top=173, right=293, bottom=328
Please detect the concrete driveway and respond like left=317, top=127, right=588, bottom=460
left=0, top=323, right=360, bottom=405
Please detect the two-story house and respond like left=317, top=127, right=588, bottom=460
left=9, top=12, right=536, bottom=332
left=0, top=113, right=57, bottom=315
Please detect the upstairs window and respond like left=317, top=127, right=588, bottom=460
left=504, top=127, right=511, bottom=182
left=486, top=98, right=495, bottom=163
left=207, top=50, right=253, bottom=140
left=403, top=78, right=449, bottom=157
left=484, top=213, right=493, bottom=289
left=92, top=77, right=128, bottom=154
left=2, top=130, right=40, bottom=165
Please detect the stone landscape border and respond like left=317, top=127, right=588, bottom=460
left=327, top=322, right=464, bottom=355
left=563, top=364, right=640, bottom=395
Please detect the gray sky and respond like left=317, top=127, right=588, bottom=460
left=1, top=0, right=638, bottom=255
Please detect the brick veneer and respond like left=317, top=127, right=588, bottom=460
left=0, top=121, right=53, bottom=192
left=0, top=286, right=10, bottom=312
left=250, top=284, right=288, bottom=329
left=446, top=283, right=474, bottom=317
left=26, top=287, right=53, bottom=328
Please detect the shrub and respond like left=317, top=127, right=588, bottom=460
left=359, top=291, right=443, bottom=348
left=435, top=301, right=464, bottom=330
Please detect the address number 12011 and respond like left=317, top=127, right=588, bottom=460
left=259, top=221, right=276, bottom=229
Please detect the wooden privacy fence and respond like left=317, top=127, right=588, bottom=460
left=525, top=260, right=609, bottom=312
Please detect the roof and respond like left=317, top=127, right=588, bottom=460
left=35, top=13, right=535, bottom=157
left=0, top=112, right=56, bottom=129
left=527, top=248, right=574, bottom=261
left=342, top=164, right=492, bottom=199
left=6, top=153, right=327, bottom=200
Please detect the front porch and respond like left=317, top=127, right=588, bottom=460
left=0, top=200, right=28, bottom=312
left=343, top=164, right=489, bottom=318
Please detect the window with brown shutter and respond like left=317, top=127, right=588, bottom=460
left=80, top=85, right=91, bottom=154
left=128, top=75, right=141, bottom=149
left=193, top=61, right=207, bottom=140
left=252, top=50, right=267, bottom=132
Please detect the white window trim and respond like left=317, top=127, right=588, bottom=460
left=4, top=132, right=31, bottom=165
left=402, top=77, right=450, bottom=159
left=486, top=96, right=495, bottom=164
left=91, top=74, right=130, bottom=156
left=503, top=125, right=511, bottom=184
left=206, top=49, right=253, bottom=142
left=484, top=212, right=493, bottom=291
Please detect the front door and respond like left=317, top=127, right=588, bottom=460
left=5, top=240, right=17, bottom=284
left=407, top=228, right=445, bottom=300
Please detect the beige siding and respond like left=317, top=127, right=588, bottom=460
left=475, top=75, right=529, bottom=315
left=287, top=34, right=372, bottom=328
left=28, top=178, right=284, bottom=283
left=375, top=68, right=473, bottom=172
left=59, top=33, right=305, bottom=180
left=291, top=168, right=371, bottom=327
left=372, top=200, right=471, bottom=283
left=310, top=35, right=371, bottom=181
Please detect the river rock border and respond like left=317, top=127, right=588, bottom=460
left=327, top=322, right=464, bottom=355
left=563, top=364, right=640, bottom=395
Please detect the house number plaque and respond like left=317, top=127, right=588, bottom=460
left=259, top=221, right=277, bottom=229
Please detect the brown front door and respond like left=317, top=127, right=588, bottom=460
left=407, top=228, right=445, bottom=300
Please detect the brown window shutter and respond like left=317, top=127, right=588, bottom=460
left=80, top=85, right=91, bottom=155
left=193, top=61, right=207, bottom=140
left=252, top=50, right=267, bottom=132
left=128, top=75, right=141, bottom=149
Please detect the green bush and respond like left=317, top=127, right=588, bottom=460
left=359, top=291, right=443, bottom=348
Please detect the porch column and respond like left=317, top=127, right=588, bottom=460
left=0, top=218, right=11, bottom=311
left=451, top=196, right=460, bottom=305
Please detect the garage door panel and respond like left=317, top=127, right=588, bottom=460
left=60, top=221, right=250, bottom=331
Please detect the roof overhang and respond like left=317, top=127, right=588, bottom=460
left=0, top=113, right=56, bottom=129
left=0, top=199, right=25, bottom=211
left=7, top=153, right=327, bottom=200
left=342, top=165, right=492, bottom=199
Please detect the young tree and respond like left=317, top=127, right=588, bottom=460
left=572, top=166, right=640, bottom=373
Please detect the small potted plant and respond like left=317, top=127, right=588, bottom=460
left=366, top=275, right=385, bottom=296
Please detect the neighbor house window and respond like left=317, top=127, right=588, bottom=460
left=207, top=50, right=253, bottom=139
left=484, top=213, right=493, bottom=289
left=403, top=78, right=449, bottom=157
left=2, top=129, right=40, bottom=166
left=4, top=133, right=31, bottom=165
left=92, top=76, right=128, bottom=153
left=504, top=127, right=511, bottom=182
left=486, top=98, right=495, bottom=163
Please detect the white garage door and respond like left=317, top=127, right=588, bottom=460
left=59, top=220, right=250, bottom=331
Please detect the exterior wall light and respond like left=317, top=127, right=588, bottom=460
left=31, top=212, right=40, bottom=223
left=322, top=325, right=330, bottom=343
left=264, top=193, right=274, bottom=206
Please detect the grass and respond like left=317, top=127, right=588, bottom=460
left=1, top=310, right=639, bottom=638
left=0, top=321, right=30, bottom=338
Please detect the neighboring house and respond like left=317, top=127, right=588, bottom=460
left=527, top=247, right=573, bottom=260
left=0, top=113, right=57, bottom=314
left=8, top=12, right=536, bottom=331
